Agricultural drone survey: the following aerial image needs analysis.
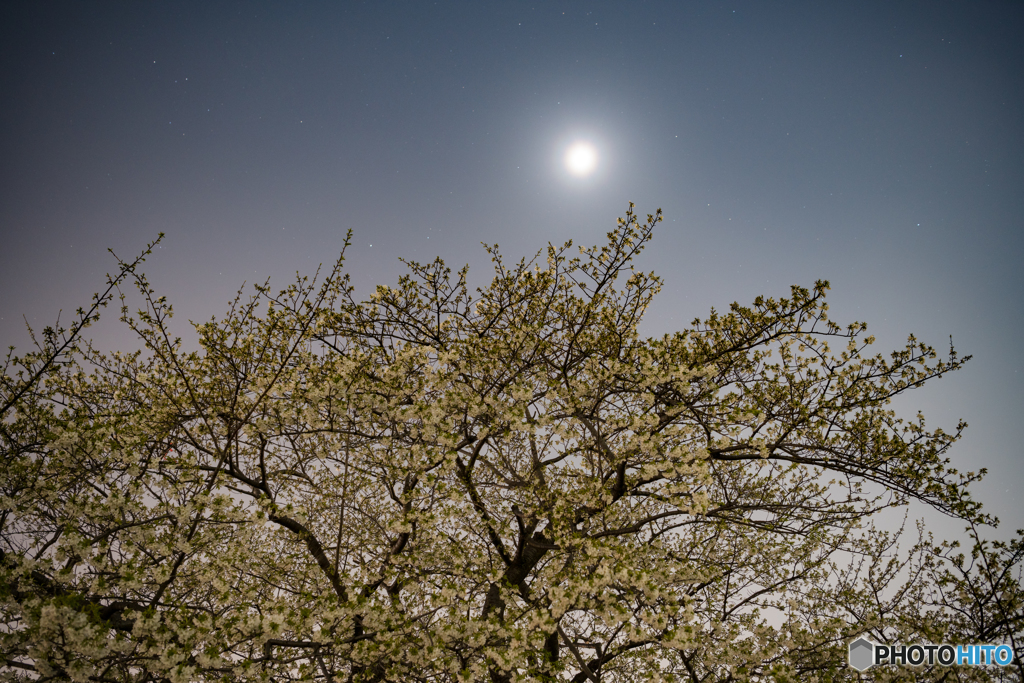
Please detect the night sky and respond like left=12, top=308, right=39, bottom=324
left=2, top=2, right=1022, bottom=533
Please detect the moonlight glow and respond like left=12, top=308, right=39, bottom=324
left=564, top=141, right=598, bottom=176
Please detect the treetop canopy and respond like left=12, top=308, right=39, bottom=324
left=1, top=205, right=1020, bottom=682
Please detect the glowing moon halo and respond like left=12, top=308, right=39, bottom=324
left=564, top=141, right=598, bottom=176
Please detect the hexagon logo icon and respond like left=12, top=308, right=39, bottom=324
left=849, top=637, right=875, bottom=671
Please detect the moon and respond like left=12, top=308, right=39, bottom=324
left=564, top=141, right=598, bottom=176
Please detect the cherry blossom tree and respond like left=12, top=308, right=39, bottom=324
left=2, top=206, right=1021, bottom=682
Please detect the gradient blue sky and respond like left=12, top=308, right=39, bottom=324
left=2, top=2, right=1022, bottom=533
